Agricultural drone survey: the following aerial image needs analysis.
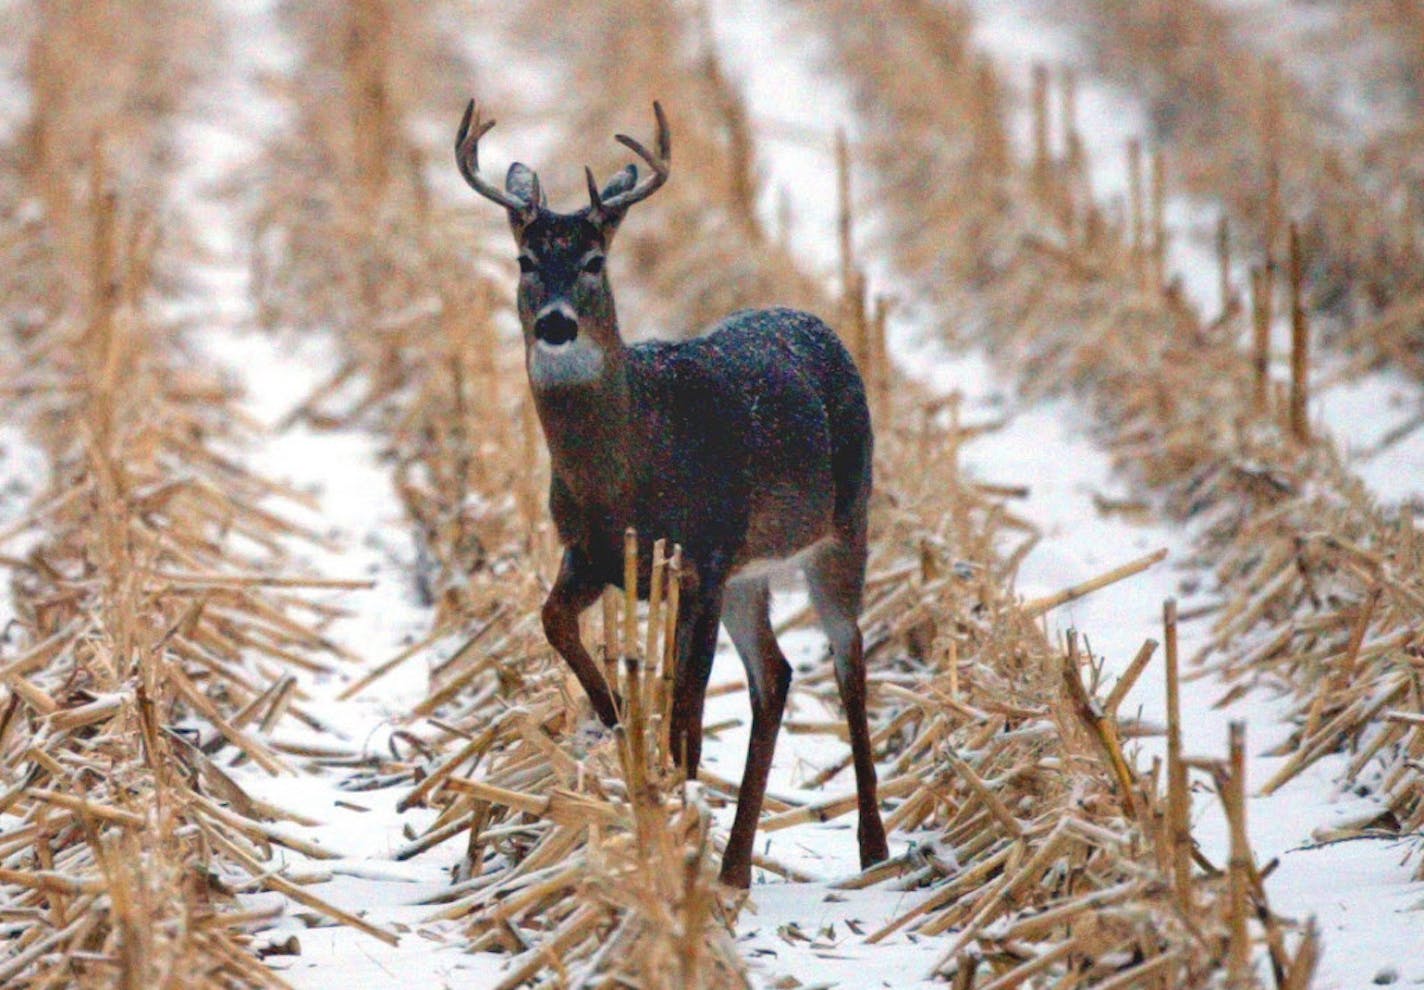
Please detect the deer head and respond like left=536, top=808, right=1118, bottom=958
left=455, top=101, right=671, bottom=391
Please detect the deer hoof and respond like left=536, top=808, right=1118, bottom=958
left=858, top=821, right=890, bottom=868
left=570, top=715, right=615, bottom=755
left=595, top=692, right=622, bottom=729
left=713, top=879, right=753, bottom=913
left=718, top=858, right=753, bottom=890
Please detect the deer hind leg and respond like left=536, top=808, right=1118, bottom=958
left=804, top=538, right=890, bottom=869
left=542, top=548, right=618, bottom=727
left=718, top=576, right=791, bottom=888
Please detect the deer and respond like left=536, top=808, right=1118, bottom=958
left=455, top=99, right=889, bottom=888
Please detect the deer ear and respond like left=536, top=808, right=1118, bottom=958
left=591, top=165, right=639, bottom=235
left=600, top=164, right=638, bottom=202
left=505, top=163, right=546, bottom=211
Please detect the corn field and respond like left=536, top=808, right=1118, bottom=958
left=1, top=1, right=1421, bottom=988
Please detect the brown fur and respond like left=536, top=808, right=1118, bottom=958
left=456, top=102, right=889, bottom=886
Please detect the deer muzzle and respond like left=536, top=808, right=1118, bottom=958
left=528, top=303, right=603, bottom=389
left=533, top=302, right=579, bottom=346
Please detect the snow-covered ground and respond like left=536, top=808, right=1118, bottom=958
left=1218, top=0, right=1404, bottom=144
left=986, top=0, right=1424, bottom=512
left=94, top=0, right=1424, bottom=985
left=713, top=0, right=1424, bottom=986
left=0, top=425, right=45, bottom=654
left=161, top=2, right=489, bottom=984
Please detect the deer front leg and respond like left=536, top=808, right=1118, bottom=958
left=668, top=562, right=723, bottom=776
left=542, top=548, right=618, bottom=727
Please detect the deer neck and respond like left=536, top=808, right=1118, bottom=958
left=530, top=339, right=639, bottom=511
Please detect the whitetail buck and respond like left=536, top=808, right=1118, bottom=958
left=455, top=100, right=888, bottom=887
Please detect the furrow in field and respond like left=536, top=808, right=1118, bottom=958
left=804, top=0, right=1424, bottom=982
left=1041, top=0, right=1424, bottom=506
left=458, top=1, right=1307, bottom=986
left=0, top=2, right=392, bottom=985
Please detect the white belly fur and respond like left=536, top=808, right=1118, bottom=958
left=730, top=537, right=830, bottom=583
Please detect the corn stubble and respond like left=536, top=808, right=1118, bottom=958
left=1046, top=3, right=1424, bottom=877
left=1032, top=3, right=1424, bottom=863
left=248, top=2, right=757, bottom=986
left=9, top=0, right=1411, bottom=987
left=355, top=0, right=1314, bottom=986
left=1, top=3, right=404, bottom=986
left=806, top=0, right=1363, bottom=984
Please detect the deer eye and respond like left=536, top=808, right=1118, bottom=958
left=517, top=255, right=537, bottom=275
left=581, top=255, right=605, bottom=276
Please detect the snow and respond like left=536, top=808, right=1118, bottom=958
left=957, top=6, right=1424, bottom=986
left=1216, top=0, right=1404, bottom=143
left=969, top=0, right=1424, bottom=518
left=162, top=2, right=471, bottom=984
left=714, top=0, right=1424, bottom=986
left=0, top=424, right=45, bottom=651
left=1212, top=1, right=1424, bottom=508
left=96, top=0, right=1424, bottom=984
left=1315, top=368, right=1424, bottom=510
left=0, top=9, right=31, bottom=146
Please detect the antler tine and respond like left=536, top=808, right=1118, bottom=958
left=601, top=100, right=672, bottom=213
left=585, top=165, right=604, bottom=217
left=455, top=99, right=534, bottom=214
left=652, top=99, right=670, bottom=160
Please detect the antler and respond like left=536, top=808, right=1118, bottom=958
left=455, top=99, right=539, bottom=216
left=589, top=101, right=672, bottom=217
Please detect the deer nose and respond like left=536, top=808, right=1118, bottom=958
left=533, top=305, right=578, bottom=346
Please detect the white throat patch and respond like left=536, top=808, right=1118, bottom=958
left=528, top=336, right=605, bottom=388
